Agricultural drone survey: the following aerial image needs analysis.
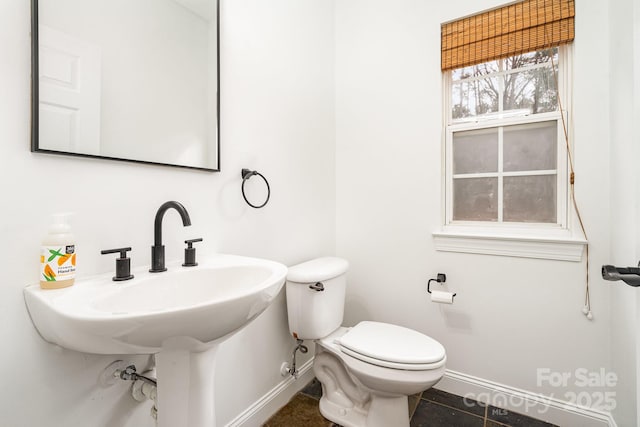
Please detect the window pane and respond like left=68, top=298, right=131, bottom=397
left=503, top=48, right=558, bottom=72
left=503, top=66, right=558, bottom=114
left=452, top=60, right=500, bottom=81
left=451, top=77, right=499, bottom=119
left=503, top=121, right=557, bottom=172
left=453, top=178, right=498, bottom=221
left=453, top=128, right=498, bottom=174
left=503, top=175, right=557, bottom=223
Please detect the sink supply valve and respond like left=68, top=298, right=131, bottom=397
left=281, top=339, right=308, bottom=379
left=118, top=364, right=157, bottom=387
left=100, top=247, right=134, bottom=281
left=427, top=273, right=456, bottom=304
left=100, top=361, right=158, bottom=421
left=119, top=365, right=158, bottom=421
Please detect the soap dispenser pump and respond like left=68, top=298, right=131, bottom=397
left=40, top=213, right=76, bottom=289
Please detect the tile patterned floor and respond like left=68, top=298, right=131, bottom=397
left=264, top=378, right=559, bottom=427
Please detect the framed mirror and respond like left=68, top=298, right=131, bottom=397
left=31, top=0, right=220, bottom=171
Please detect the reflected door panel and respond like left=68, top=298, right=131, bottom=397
left=39, top=25, right=101, bottom=155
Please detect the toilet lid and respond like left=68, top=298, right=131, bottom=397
left=336, top=321, right=446, bottom=369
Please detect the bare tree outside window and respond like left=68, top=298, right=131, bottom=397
left=451, top=48, right=558, bottom=120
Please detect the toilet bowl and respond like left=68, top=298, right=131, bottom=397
left=285, top=257, right=446, bottom=427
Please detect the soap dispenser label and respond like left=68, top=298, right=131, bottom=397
left=41, top=245, right=76, bottom=282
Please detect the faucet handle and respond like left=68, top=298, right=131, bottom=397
left=101, top=247, right=134, bottom=281
left=183, top=238, right=203, bottom=267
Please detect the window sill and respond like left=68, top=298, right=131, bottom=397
left=432, top=229, right=587, bottom=262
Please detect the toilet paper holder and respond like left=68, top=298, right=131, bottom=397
left=428, top=273, right=456, bottom=298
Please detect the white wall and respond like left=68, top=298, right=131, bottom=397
left=634, top=3, right=640, bottom=425
left=335, top=0, right=615, bottom=420
left=0, top=0, right=335, bottom=425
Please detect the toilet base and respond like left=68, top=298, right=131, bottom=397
left=318, top=394, right=368, bottom=427
left=319, top=393, right=409, bottom=427
left=314, top=349, right=413, bottom=427
left=367, top=395, right=410, bottom=427
left=311, top=326, right=445, bottom=427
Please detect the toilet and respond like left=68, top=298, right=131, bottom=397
left=285, top=257, right=446, bottom=427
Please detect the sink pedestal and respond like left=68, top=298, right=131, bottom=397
left=156, top=338, right=219, bottom=427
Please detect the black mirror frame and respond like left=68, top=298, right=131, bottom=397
left=30, top=0, right=221, bottom=172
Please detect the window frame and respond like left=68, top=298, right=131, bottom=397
left=434, top=45, right=587, bottom=261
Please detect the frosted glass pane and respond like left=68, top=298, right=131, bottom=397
left=451, top=77, right=499, bottom=119
left=503, top=122, right=557, bottom=172
left=503, top=175, right=557, bottom=223
left=453, top=128, right=498, bottom=174
left=453, top=178, right=498, bottom=221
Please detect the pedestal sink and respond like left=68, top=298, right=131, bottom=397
left=24, top=254, right=288, bottom=427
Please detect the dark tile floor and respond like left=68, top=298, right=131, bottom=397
left=264, top=378, right=559, bottom=427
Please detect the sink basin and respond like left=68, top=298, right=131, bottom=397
left=24, top=253, right=288, bottom=426
left=24, top=254, right=288, bottom=354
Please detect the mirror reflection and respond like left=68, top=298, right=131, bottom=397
left=33, top=0, right=219, bottom=171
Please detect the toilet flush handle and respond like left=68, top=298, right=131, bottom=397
left=309, top=282, right=325, bottom=292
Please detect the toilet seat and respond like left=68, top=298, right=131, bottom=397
left=336, top=321, right=446, bottom=371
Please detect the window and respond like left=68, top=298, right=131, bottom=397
left=445, top=47, right=566, bottom=228
left=434, top=0, right=586, bottom=261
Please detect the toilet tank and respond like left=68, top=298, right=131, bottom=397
left=286, top=257, right=349, bottom=340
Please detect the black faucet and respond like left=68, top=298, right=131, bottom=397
left=150, top=201, right=192, bottom=272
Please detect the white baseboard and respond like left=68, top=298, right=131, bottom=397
left=437, top=369, right=618, bottom=427
left=224, top=362, right=619, bottom=427
left=224, top=358, right=315, bottom=427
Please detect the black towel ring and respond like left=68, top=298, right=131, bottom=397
left=241, top=168, right=270, bottom=209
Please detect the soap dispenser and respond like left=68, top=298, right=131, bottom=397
left=40, top=213, right=76, bottom=289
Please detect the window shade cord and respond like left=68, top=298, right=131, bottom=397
left=550, top=44, right=591, bottom=318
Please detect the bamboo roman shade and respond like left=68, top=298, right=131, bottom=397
left=441, top=0, right=575, bottom=71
